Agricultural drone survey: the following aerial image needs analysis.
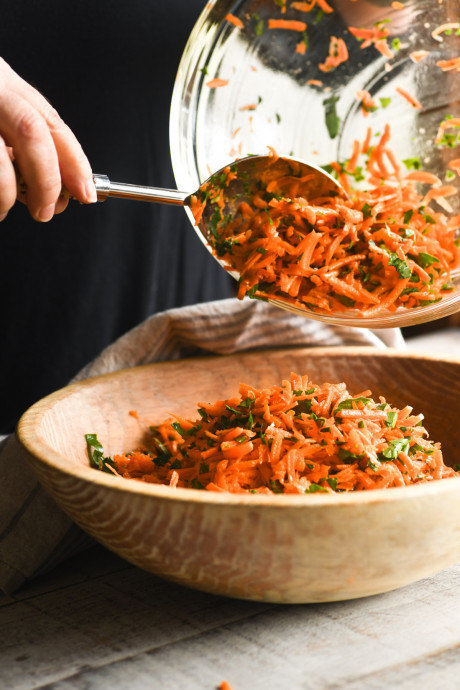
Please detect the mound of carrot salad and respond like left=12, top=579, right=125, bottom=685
left=190, top=126, right=460, bottom=317
left=86, top=372, right=458, bottom=494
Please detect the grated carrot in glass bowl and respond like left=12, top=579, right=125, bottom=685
left=86, top=372, right=459, bottom=494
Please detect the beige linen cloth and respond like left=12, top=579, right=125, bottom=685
left=0, top=298, right=404, bottom=594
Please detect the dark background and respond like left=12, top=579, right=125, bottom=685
left=0, top=1, right=235, bottom=433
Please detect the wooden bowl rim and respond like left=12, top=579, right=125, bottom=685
left=17, top=345, right=460, bottom=509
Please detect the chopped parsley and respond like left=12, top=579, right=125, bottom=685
left=305, top=482, right=328, bottom=493
left=388, top=253, right=412, bottom=278
left=378, top=438, right=410, bottom=461
left=85, top=434, right=117, bottom=473
left=323, top=95, right=340, bottom=139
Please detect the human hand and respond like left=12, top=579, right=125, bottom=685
left=0, top=57, right=97, bottom=223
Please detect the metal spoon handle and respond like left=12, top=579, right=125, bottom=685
left=93, top=174, right=189, bottom=206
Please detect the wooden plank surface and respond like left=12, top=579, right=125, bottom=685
left=2, top=544, right=460, bottom=690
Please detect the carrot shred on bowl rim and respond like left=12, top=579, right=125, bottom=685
left=87, top=372, right=459, bottom=494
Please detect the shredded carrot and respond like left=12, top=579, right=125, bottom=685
left=395, top=86, right=422, bottom=110
left=374, top=39, right=394, bottom=59
left=100, top=372, right=458, bottom=494
left=348, top=23, right=390, bottom=51
left=432, top=23, right=460, bottom=42
left=346, top=140, right=361, bottom=172
left=410, top=50, right=429, bottom=63
left=361, top=126, right=372, bottom=153
left=319, top=36, right=349, bottom=72
left=193, top=130, right=460, bottom=318
left=291, top=0, right=333, bottom=12
left=436, top=57, right=460, bottom=72
left=307, top=79, right=323, bottom=86
left=206, top=78, right=229, bottom=88
left=268, top=19, right=307, bottom=31
left=392, top=1, right=404, bottom=8
left=355, top=90, right=376, bottom=117
left=225, top=13, right=244, bottom=29
left=296, top=40, right=307, bottom=55
left=220, top=683, right=233, bottom=690
left=448, top=158, right=460, bottom=174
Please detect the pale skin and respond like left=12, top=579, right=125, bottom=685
left=0, top=58, right=97, bottom=223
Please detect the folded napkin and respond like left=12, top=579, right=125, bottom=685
left=0, top=298, right=404, bottom=594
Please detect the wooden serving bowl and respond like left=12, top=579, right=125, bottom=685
left=17, top=347, right=460, bottom=603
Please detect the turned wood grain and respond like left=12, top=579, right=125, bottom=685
left=16, top=347, right=460, bottom=603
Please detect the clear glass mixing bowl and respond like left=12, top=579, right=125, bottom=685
left=170, top=0, right=460, bottom=328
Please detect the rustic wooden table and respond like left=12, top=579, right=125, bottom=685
left=2, top=542, right=460, bottom=690
left=3, top=332, right=460, bottom=690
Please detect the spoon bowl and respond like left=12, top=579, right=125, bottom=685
left=93, top=153, right=460, bottom=329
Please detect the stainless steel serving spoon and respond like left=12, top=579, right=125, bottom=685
left=93, top=154, right=344, bottom=212
left=88, top=155, right=460, bottom=328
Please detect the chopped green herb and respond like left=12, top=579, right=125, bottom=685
left=336, top=294, right=356, bottom=308
left=254, top=14, right=264, bottom=36
left=295, top=398, right=313, bottom=416
left=334, top=397, right=370, bottom=414
left=388, top=253, right=411, bottom=278
left=385, top=411, right=398, bottom=428
left=190, top=478, right=205, bottom=490
left=269, top=479, right=284, bottom=494
left=172, top=421, right=202, bottom=438
left=198, top=407, right=209, bottom=422
left=305, top=482, right=328, bottom=493
left=338, top=448, right=365, bottom=463
left=403, top=209, right=414, bottom=224
left=415, top=252, right=440, bottom=269
left=150, top=439, right=172, bottom=466
left=361, top=202, right=372, bottom=219
left=378, top=437, right=410, bottom=461
left=409, top=443, right=432, bottom=455
left=314, top=9, right=324, bottom=24
left=85, top=433, right=117, bottom=473
left=323, top=95, right=340, bottom=139
left=402, top=157, right=421, bottom=171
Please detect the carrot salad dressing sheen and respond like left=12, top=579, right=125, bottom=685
left=190, top=128, right=460, bottom=317
left=86, top=373, right=459, bottom=494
